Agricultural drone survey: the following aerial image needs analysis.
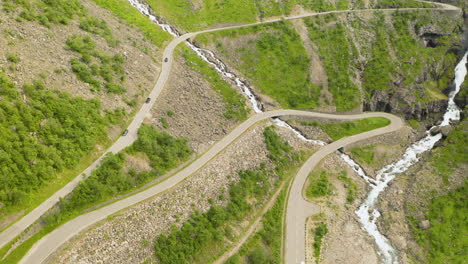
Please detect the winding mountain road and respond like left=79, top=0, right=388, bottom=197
left=0, top=1, right=459, bottom=263
left=21, top=111, right=403, bottom=264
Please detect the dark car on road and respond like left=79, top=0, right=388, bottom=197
left=122, top=129, right=129, bottom=136
left=145, top=97, right=151, bottom=103
left=164, top=57, right=168, bottom=62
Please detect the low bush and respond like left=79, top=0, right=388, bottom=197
left=306, top=171, right=332, bottom=198
left=350, top=145, right=376, bottom=165
left=6, top=53, right=19, bottom=63
left=66, top=35, right=126, bottom=93
left=313, top=222, right=328, bottom=261
left=337, top=171, right=357, bottom=204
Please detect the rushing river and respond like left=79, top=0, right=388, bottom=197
left=126, top=0, right=371, bottom=181
left=356, top=51, right=468, bottom=264
left=126, top=1, right=467, bottom=263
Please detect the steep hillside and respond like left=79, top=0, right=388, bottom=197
left=140, top=0, right=435, bottom=32
left=377, top=118, right=467, bottom=263
left=195, top=9, right=463, bottom=117
left=0, top=0, right=170, bottom=229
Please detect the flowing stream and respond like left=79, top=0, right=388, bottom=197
left=126, top=1, right=467, bottom=263
left=356, top=51, right=468, bottom=264
left=126, top=0, right=369, bottom=177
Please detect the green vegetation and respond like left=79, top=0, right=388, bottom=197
left=350, top=145, right=376, bottom=165
left=313, top=222, right=328, bottom=262
left=264, top=126, right=293, bottom=166
left=66, top=35, right=126, bottom=93
left=337, top=171, right=357, bottom=204
left=363, top=12, right=459, bottom=101
left=226, top=186, right=288, bottom=264
left=160, top=117, right=169, bottom=128
left=79, top=16, right=117, bottom=47
left=305, top=17, right=360, bottom=111
left=410, top=182, right=467, bottom=263
left=6, top=53, right=19, bottom=63
left=407, top=119, right=421, bottom=129
left=143, top=0, right=351, bottom=29
left=0, top=124, right=191, bottom=262
left=362, top=14, right=393, bottom=97
left=153, top=126, right=301, bottom=263
left=144, top=0, right=257, bottom=31
left=154, top=168, right=272, bottom=263
left=306, top=171, right=332, bottom=199
left=90, top=0, right=171, bottom=47
left=128, top=124, right=191, bottom=173
left=375, top=0, right=433, bottom=8
left=204, top=21, right=320, bottom=109
left=0, top=72, right=110, bottom=216
left=2, top=0, right=86, bottom=27
left=392, top=12, right=457, bottom=100
left=57, top=124, right=191, bottom=219
left=430, top=121, right=468, bottom=182
left=179, top=47, right=248, bottom=120
left=301, top=117, right=390, bottom=140
left=1, top=0, right=170, bottom=47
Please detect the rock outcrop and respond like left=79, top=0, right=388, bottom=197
left=365, top=87, right=448, bottom=120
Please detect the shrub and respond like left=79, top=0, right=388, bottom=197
left=6, top=53, right=20, bottom=63
left=0, top=73, right=108, bottom=211
left=313, top=222, right=328, bottom=261
left=306, top=171, right=332, bottom=198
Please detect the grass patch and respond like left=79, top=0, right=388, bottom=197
left=349, top=145, right=376, bottom=165
left=179, top=46, right=248, bottom=121
left=6, top=53, right=19, bottom=63
left=79, top=16, right=118, bottom=47
left=363, top=12, right=459, bottom=102
left=203, top=21, right=321, bottom=109
left=305, top=16, right=360, bottom=111
left=313, top=222, right=328, bottom=262
left=89, top=0, right=170, bottom=47
left=153, top=126, right=302, bottom=263
left=227, top=179, right=294, bottom=264
left=144, top=0, right=257, bottom=31
left=300, top=117, right=390, bottom=141
left=407, top=119, right=421, bottom=129
left=375, top=0, right=433, bottom=8
left=337, top=171, right=357, bottom=204
left=409, top=182, right=467, bottom=263
left=3, top=0, right=86, bottom=27
left=429, top=121, right=468, bottom=183
left=306, top=171, right=332, bottom=199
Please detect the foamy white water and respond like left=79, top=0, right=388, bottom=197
left=356, top=51, right=467, bottom=264
left=126, top=2, right=465, bottom=263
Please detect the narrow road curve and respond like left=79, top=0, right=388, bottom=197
left=283, top=115, right=404, bottom=264
left=21, top=111, right=403, bottom=264
left=0, top=0, right=458, bottom=261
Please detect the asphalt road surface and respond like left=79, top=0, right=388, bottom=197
left=21, top=111, right=402, bottom=264
left=0, top=0, right=458, bottom=262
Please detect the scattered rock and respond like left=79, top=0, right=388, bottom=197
left=419, top=220, right=430, bottom=230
